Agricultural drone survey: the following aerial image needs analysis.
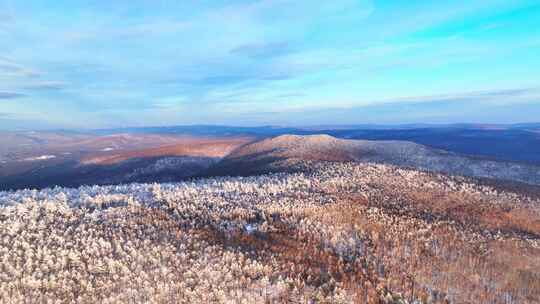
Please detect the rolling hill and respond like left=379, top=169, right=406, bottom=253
left=210, top=134, right=540, bottom=185
left=2, top=131, right=540, bottom=191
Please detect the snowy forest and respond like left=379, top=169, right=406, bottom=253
left=0, top=161, right=539, bottom=303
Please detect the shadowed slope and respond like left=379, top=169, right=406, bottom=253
left=0, top=136, right=254, bottom=190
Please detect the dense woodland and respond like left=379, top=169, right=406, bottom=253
left=0, top=162, right=539, bottom=303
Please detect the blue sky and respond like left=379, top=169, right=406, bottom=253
left=0, top=0, right=539, bottom=129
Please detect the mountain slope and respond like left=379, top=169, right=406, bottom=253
left=210, top=134, right=540, bottom=185
left=0, top=137, right=252, bottom=191
left=1, top=161, right=539, bottom=303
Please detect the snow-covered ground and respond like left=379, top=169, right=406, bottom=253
left=20, top=155, right=56, bottom=161
left=0, top=161, right=538, bottom=303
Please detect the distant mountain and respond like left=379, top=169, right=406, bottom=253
left=322, top=127, right=540, bottom=165
left=88, top=124, right=540, bottom=164
left=91, top=125, right=307, bottom=137
left=2, top=126, right=540, bottom=190
left=0, top=136, right=252, bottom=191
left=209, top=134, right=540, bottom=185
left=91, top=122, right=540, bottom=134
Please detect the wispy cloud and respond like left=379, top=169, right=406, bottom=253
left=23, top=81, right=66, bottom=91
left=0, top=58, right=40, bottom=77
left=0, top=92, right=25, bottom=99
left=230, top=41, right=294, bottom=59
left=0, top=0, right=538, bottom=128
left=231, top=87, right=540, bottom=125
left=377, top=87, right=540, bottom=105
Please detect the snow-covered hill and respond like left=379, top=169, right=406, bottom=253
left=1, top=161, right=539, bottom=303
left=213, top=134, right=540, bottom=185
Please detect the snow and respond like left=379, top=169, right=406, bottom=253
left=21, top=155, right=56, bottom=161
left=244, top=224, right=256, bottom=234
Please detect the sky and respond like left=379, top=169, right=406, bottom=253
left=0, top=0, right=539, bottom=129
